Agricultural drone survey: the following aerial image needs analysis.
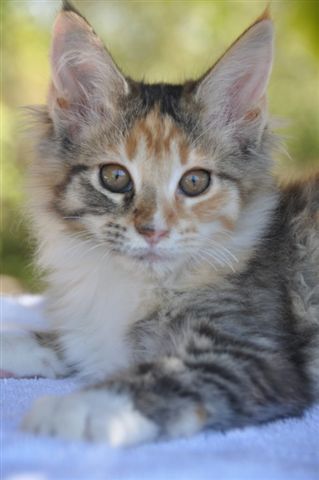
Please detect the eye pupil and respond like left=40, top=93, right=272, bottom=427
left=179, top=169, right=211, bottom=197
left=100, top=164, right=133, bottom=193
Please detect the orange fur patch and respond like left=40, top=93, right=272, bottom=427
left=179, top=139, right=190, bottom=165
left=125, top=133, right=137, bottom=160
left=124, top=109, right=191, bottom=163
left=218, top=215, right=235, bottom=231
left=191, top=190, right=228, bottom=221
left=57, top=97, right=69, bottom=109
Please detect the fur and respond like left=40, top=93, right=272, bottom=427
left=3, top=2, right=318, bottom=445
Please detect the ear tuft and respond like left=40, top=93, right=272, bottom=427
left=61, top=0, right=88, bottom=24
left=61, top=0, right=78, bottom=13
left=255, top=4, right=271, bottom=23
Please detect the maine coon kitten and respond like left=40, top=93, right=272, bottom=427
left=3, top=1, right=319, bottom=446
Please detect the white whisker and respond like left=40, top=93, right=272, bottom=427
left=201, top=247, right=235, bottom=272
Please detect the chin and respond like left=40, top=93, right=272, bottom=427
left=117, top=248, right=182, bottom=277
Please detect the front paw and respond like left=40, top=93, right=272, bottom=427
left=22, top=389, right=159, bottom=447
left=1, top=330, right=65, bottom=378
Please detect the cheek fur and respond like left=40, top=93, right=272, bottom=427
left=191, top=187, right=240, bottom=231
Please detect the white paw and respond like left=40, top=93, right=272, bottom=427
left=1, top=330, right=65, bottom=378
left=22, top=389, right=159, bottom=446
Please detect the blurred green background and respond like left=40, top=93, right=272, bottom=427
left=1, top=0, right=319, bottom=294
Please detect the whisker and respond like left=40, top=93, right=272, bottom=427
left=201, top=247, right=235, bottom=272
left=203, top=243, right=238, bottom=266
left=192, top=250, right=218, bottom=271
left=195, top=233, right=239, bottom=264
left=180, top=232, right=238, bottom=272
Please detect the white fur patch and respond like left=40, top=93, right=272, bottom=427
left=37, top=232, right=156, bottom=382
left=1, top=329, right=65, bottom=378
left=227, top=192, right=279, bottom=256
left=22, top=390, right=159, bottom=446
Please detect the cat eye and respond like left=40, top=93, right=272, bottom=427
left=179, top=169, right=211, bottom=197
left=100, top=164, right=133, bottom=193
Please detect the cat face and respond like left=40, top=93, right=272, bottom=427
left=53, top=108, right=242, bottom=273
left=30, top=5, right=275, bottom=275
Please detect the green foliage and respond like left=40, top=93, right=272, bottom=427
left=2, top=0, right=319, bottom=291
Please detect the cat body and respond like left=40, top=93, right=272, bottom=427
left=2, top=1, right=318, bottom=445
left=38, top=175, right=319, bottom=399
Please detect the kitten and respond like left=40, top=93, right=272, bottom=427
left=2, top=1, right=319, bottom=446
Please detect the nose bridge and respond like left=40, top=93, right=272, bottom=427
left=133, top=186, right=157, bottom=230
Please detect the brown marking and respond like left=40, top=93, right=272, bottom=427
left=244, top=107, right=261, bottom=122
left=134, top=210, right=156, bottom=232
left=139, top=121, right=154, bottom=152
left=125, top=132, right=137, bottom=160
left=125, top=108, right=192, bottom=164
left=151, top=115, right=165, bottom=157
left=179, top=139, right=190, bottom=165
left=218, top=215, right=235, bottom=231
left=57, top=97, right=69, bottom=109
left=163, top=123, right=179, bottom=154
left=146, top=110, right=168, bottom=159
left=255, top=4, right=271, bottom=23
left=133, top=190, right=157, bottom=231
left=63, top=220, right=87, bottom=233
left=191, top=191, right=228, bottom=222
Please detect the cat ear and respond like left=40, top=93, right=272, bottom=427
left=48, top=7, right=128, bottom=137
left=195, top=10, right=273, bottom=137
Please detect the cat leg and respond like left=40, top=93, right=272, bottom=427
left=22, top=345, right=310, bottom=445
left=1, top=329, right=68, bottom=378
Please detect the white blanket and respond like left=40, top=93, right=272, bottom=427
left=2, top=295, right=319, bottom=480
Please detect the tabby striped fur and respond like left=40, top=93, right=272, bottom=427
left=5, top=2, right=318, bottom=445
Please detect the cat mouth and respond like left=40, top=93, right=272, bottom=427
left=132, top=249, right=171, bottom=264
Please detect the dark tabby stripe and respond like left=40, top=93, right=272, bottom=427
left=54, top=164, right=89, bottom=196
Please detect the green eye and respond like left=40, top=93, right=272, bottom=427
left=100, top=164, right=133, bottom=193
left=179, top=169, right=211, bottom=197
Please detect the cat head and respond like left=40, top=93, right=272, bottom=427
left=30, top=2, right=276, bottom=277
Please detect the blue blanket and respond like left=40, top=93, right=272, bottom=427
left=2, top=296, right=319, bottom=480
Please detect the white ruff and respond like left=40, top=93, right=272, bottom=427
left=35, top=191, right=279, bottom=381
left=38, top=232, right=156, bottom=381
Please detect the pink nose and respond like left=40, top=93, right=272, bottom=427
left=136, top=225, right=169, bottom=245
